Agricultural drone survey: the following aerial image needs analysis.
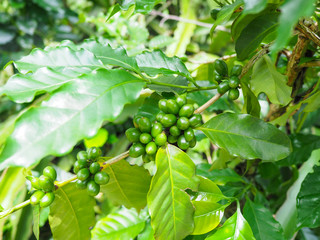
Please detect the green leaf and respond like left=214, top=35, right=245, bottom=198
left=119, top=0, right=164, bottom=14
left=1, top=67, right=94, bottom=103
left=138, top=221, right=155, bottom=240
left=243, top=198, right=285, bottom=240
left=250, top=55, right=292, bottom=105
left=279, top=134, right=320, bottom=166
left=32, top=205, right=40, bottom=240
left=297, top=165, right=320, bottom=229
left=243, top=0, right=267, bottom=15
left=211, top=0, right=244, bottom=32
left=84, top=128, right=109, bottom=149
left=303, top=91, right=320, bottom=112
left=275, top=149, right=320, bottom=239
left=166, top=0, right=197, bottom=57
left=199, top=112, right=292, bottom=161
left=0, top=29, right=15, bottom=45
left=91, top=207, right=147, bottom=240
left=235, top=13, right=279, bottom=60
left=147, top=144, right=199, bottom=240
left=206, top=205, right=255, bottom=240
left=192, top=176, right=228, bottom=235
left=14, top=46, right=103, bottom=74
left=149, top=35, right=175, bottom=49
left=241, top=82, right=261, bottom=117
left=196, top=164, right=245, bottom=185
left=135, top=50, right=192, bottom=80
left=136, top=92, right=161, bottom=122
left=0, top=69, right=144, bottom=169
left=101, top=160, right=151, bottom=211
left=271, top=0, right=317, bottom=56
left=48, top=183, right=96, bottom=240
left=80, top=40, right=140, bottom=72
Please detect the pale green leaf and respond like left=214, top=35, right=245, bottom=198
left=147, top=144, right=199, bottom=240
left=250, top=55, right=291, bottom=105
left=166, top=0, right=197, bottom=57
left=243, top=0, right=267, bottom=15
left=84, top=128, right=109, bottom=149
left=32, top=205, right=40, bottom=240
left=206, top=206, right=255, bottom=240
left=149, top=35, right=175, bottom=49
left=192, top=177, right=228, bottom=235
left=199, top=112, right=292, bottom=161
left=14, top=47, right=103, bottom=74
left=0, top=69, right=144, bottom=169
left=1, top=67, right=94, bottom=103
left=101, top=160, right=151, bottom=211
left=119, top=0, right=165, bottom=14
left=241, top=82, right=261, bottom=117
left=91, top=207, right=147, bottom=240
left=49, top=183, right=96, bottom=240
left=243, top=198, right=285, bottom=240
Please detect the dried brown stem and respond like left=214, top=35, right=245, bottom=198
left=297, top=22, right=320, bottom=47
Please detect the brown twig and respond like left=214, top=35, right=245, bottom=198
left=297, top=22, right=320, bottom=47
left=194, top=93, right=222, bottom=114
left=299, top=61, right=320, bottom=68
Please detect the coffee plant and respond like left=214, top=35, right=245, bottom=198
left=1, top=0, right=320, bottom=239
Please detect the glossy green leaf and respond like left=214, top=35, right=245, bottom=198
left=199, top=112, right=292, bottom=161
left=250, top=56, right=291, bottom=105
left=101, top=160, right=151, bottom=211
left=206, top=206, right=255, bottom=240
left=147, top=144, right=199, bottom=240
left=297, top=165, right=320, bottom=228
left=138, top=222, right=155, bottom=240
left=280, top=134, right=320, bottom=166
left=241, top=82, right=261, bottom=117
left=243, top=198, right=285, bottom=240
left=196, top=163, right=245, bottom=185
left=80, top=40, right=140, bottom=72
left=135, top=50, right=192, bottom=80
left=1, top=67, right=94, bottom=103
left=166, top=0, right=197, bottom=57
left=136, top=92, right=161, bottom=121
left=211, top=0, right=244, bottom=32
left=243, top=0, right=267, bottom=15
left=91, top=207, right=147, bottom=240
left=49, top=183, right=96, bottom=240
left=32, top=205, right=40, bottom=240
left=271, top=0, right=316, bottom=56
left=236, top=13, right=279, bottom=60
left=0, top=69, right=144, bottom=169
left=14, top=46, right=103, bottom=74
left=275, top=149, right=320, bottom=239
left=192, top=177, right=228, bottom=235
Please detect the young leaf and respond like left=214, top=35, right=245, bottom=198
left=297, top=165, right=320, bottom=229
left=250, top=55, right=291, bottom=105
left=191, top=176, right=229, bottom=235
left=206, top=206, right=255, bottom=240
left=199, top=112, right=292, bottom=161
left=91, top=207, right=147, bottom=240
left=0, top=69, right=145, bottom=170
left=243, top=198, right=285, bottom=240
left=147, top=144, right=199, bottom=240
left=211, top=0, right=244, bottom=32
left=235, top=13, right=279, bottom=60
left=49, top=183, right=96, bottom=240
left=14, top=46, right=103, bottom=74
left=32, top=205, right=40, bottom=240
left=100, top=160, right=151, bottom=211
left=135, top=50, right=192, bottom=80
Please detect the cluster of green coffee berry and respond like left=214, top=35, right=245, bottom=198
left=73, top=147, right=110, bottom=196
left=126, top=95, right=202, bottom=161
left=214, top=59, right=242, bottom=100
left=27, top=166, right=57, bottom=207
